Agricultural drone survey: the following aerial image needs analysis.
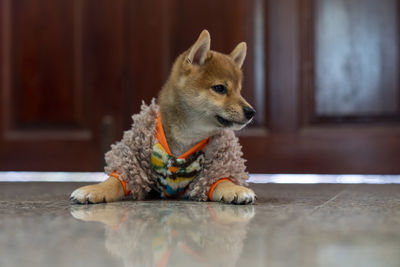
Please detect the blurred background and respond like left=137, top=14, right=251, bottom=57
left=0, top=0, right=399, bottom=174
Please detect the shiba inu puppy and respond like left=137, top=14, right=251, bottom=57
left=70, top=30, right=256, bottom=205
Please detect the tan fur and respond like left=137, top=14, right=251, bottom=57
left=70, top=177, right=125, bottom=204
left=70, top=30, right=255, bottom=205
left=230, top=42, right=247, bottom=68
left=211, top=180, right=255, bottom=204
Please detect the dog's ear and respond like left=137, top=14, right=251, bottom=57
left=187, top=30, right=211, bottom=65
left=230, top=42, right=247, bottom=69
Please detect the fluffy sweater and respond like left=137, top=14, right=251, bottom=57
left=104, top=99, right=249, bottom=201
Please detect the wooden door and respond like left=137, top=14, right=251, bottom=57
left=1, top=0, right=399, bottom=174
left=240, top=0, right=400, bottom=174
left=0, top=0, right=126, bottom=171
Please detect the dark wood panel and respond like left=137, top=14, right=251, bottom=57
left=267, top=0, right=300, bottom=132
left=2, top=0, right=89, bottom=140
left=82, top=0, right=126, bottom=144
left=0, top=0, right=126, bottom=171
left=241, top=127, right=400, bottom=174
left=11, top=0, right=81, bottom=127
left=0, top=141, right=97, bottom=171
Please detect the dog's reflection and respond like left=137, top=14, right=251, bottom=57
left=71, top=201, right=255, bottom=267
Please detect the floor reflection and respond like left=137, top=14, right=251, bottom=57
left=70, top=201, right=255, bottom=267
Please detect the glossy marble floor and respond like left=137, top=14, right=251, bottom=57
left=1, top=182, right=400, bottom=267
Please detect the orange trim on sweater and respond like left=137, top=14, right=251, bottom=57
left=155, top=113, right=209, bottom=159
left=110, top=171, right=131, bottom=196
left=155, top=113, right=172, bottom=155
left=179, top=138, right=209, bottom=159
left=208, top=178, right=232, bottom=200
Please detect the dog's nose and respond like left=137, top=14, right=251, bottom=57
left=243, top=107, right=256, bottom=120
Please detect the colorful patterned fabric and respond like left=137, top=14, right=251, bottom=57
left=150, top=114, right=209, bottom=198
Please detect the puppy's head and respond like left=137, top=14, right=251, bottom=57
left=161, top=30, right=255, bottom=132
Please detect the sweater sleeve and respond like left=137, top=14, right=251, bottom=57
left=104, top=100, right=158, bottom=200
left=187, top=130, right=249, bottom=201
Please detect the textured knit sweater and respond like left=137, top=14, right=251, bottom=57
left=104, top=99, right=249, bottom=201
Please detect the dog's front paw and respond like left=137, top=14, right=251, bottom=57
left=70, top=185, right=105, bottom=204
left=212, top=181, right=256, bottom=205
left=70, top=177, right=125, bottom=204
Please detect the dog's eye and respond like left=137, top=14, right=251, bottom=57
left=211, top=84, right=227, bottom=94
